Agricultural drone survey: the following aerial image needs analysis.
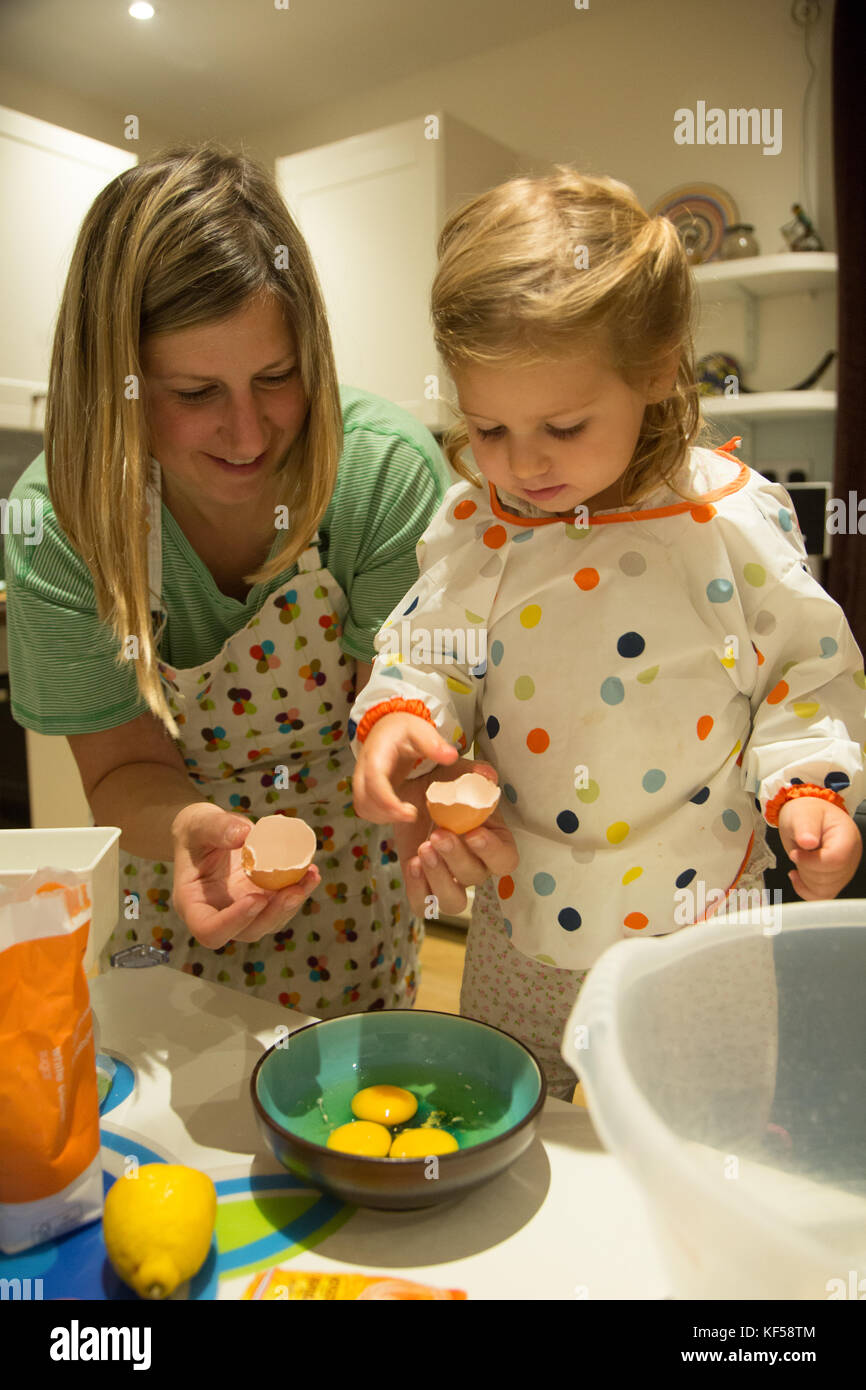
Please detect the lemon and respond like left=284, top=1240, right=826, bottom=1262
left=103, top=1164, right=216, bottom=1299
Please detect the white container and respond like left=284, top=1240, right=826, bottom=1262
left=0, top=827, right=122, bottom=974
left=562, top=900, right=866, bottom=1300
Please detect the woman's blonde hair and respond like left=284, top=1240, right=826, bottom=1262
left=431, top=167, right=715, bottom=503
left=46, top=141, right=342, bottom=736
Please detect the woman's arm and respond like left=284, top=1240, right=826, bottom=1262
left=67, top=712, right=208, bottom=861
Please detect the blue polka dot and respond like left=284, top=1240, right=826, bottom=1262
left=471, top=659, right=488, bottom=678
left=533, top=873, right=556, bottom=896
left=778, top=508, right=793, bottom=532
left=722, top=809, right=741, bottom=832
left=676, top=868, right=696, bottom=888
left=348, top=718, right=357, bottom=741
left=512, top=530, right=534, bottom=544
left=642, top=769, right=666, bottom=793
left=503, top=783, right=518, bottom=803
left=382, top=666, right=403, bottom=679
left=558, top=908, right=582, bottom=931
left=556, top=810, right=580, bottom=833
left=491, top=640, right=504, bottom=666
left=825, top=771, right=850, bottom=792
left=690, top=786, right=710, bottom=805
left=819, top=637, right=838, bottom=659
left=503, top=918, right=513, bottom=937
left=403, top=596, right=419, bottom=615
left=486, top=715, right=500, bottom=739
left=601, top=676, right=625, bottom=705
left=707, top=578, right=734, bottom=603
left=617, top=631, right=646, bottom=658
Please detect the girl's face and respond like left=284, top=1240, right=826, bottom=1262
left=453, top=350, right=676, bottom=514
left=140, top=293, right=308, bottom=510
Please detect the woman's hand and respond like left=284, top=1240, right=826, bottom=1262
left=778, top=797, right=862, bottom=901
left=170, top=803, right=320, bottom=949
left=351, top=713, right=518, bottom=917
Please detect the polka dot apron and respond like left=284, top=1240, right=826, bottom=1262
left=99, top=459, right=419, bottom=1016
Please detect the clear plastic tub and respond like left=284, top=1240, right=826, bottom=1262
left=562, top=900, right=866, bottom=1300
left=0, top=826, right=121, bottom=975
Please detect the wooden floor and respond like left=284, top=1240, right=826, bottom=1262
left=416, top=923, right=586, bottom=1107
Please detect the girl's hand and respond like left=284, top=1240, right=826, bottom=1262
left=351, top=712, right=459, bottom=823
left=170, top=803, right=320, bottom=949
left=351, top=714, right=518, bottom=915
left=387, top=759, right=519, bottom=919
left=777, top=797, right=862, bottom=901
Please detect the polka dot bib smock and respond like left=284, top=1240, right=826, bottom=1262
left=349, top=440, right=866, bottom=970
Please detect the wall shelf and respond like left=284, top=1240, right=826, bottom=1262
left=701, top=390, right=836, bottom=421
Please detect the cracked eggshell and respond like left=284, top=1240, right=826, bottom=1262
left=241, top=815, right=317, bottom=890
left=426, top=772, right=501, bottom=835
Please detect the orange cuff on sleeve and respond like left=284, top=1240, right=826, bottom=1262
left=764, top=782, right=849, bottom=827
left=356, top=697, right=436, bottom=745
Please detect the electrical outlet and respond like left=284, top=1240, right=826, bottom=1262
left=759, top=460, right=813, bottom=485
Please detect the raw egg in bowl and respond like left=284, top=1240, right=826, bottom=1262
left=251, top=1011, right=546, bottom=1210
left=241, top=814, right=316, bottom=890
left=426, top=772, right=501, bottom=835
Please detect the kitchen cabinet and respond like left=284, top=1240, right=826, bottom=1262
left=0, top=105, right=135, bottom=431
left=276, top=113, right=518, bottom=432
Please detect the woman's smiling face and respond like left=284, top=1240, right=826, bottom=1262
left=140, top=292, right=308, bottom=507
left=453, top=351, right=673, bottom=515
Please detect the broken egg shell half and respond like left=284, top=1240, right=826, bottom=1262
left=241, top=814, right=317, bottom=890
left=425, top=772, right=501, bottom=835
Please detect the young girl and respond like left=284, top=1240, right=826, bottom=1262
left=349, top=168, right=866, bottom=1098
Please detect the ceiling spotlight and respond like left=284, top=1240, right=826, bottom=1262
left=129, top=3, right=155, bottom=19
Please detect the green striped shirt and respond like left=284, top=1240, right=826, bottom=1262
left=5, top=384, right=452, bottom=734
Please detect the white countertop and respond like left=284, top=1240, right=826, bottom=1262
left=89, top=965, right=671, bottom=1299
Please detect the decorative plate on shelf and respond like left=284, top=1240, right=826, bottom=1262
left=649, top=183, right=739, bottom=263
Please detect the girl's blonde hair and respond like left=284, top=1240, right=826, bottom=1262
left=431, top=166, right=714, bottom=503
left=46, top=141, right=342, bottom=737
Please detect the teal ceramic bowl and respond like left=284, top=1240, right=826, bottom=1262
left=251, top=1009, right=546, bottom=1210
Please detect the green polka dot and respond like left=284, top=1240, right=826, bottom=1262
left=564, top=524, right=591, bottom=540
left=793, top=700, right=819, bottom=718
left=743, top=563, right=766, bottom=586
left=781, top=660, right=798, bottom=676
left=854, top=671, right=866, bottom=690
left=465, top=609, right=484, bottom=623
left=576, top=779, right=600, bottom=804
left=642, top=769, right=666, bottom=793
left=637, top=666, right=659, bottom=685
left=514, top=675, right=535, bottom=700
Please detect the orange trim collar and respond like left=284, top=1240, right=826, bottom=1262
left=487, top=438, right=749, bottom=528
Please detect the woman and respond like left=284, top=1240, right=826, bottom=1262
left=4, top=142, right=469, bottom=1015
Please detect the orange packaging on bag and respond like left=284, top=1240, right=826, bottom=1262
left=243, top=1268, right=467, bottom=1299
left=0, top=868, right=103, bottom=1254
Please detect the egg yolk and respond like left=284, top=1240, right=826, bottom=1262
left=389, top=1128, right=459, bottom=1158
left=326, top=1121, right=392, bottom=1157
left=351, top=1085, right=418, bottom=1126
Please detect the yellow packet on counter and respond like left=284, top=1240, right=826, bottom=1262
left=243, top=1269, right=467, bottom=1300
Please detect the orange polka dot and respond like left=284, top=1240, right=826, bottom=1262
left=752, top=643, right=765, bottom=666
left=767, top=680, right=789, bottom=704
left=690, top=504, right=717, bottom=523
left=526, top=728, right=550, bottom=754
left=697, top=715, right=713, bottom=740
left=624, top=912, right=649, bottom=930
left=483, top=525, right=507, bottom=549
left=498, top=875, right=515, bottom=900
left=574, top=568, right=599, bottom=591
left=454, top=499, right=477, bottom=520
